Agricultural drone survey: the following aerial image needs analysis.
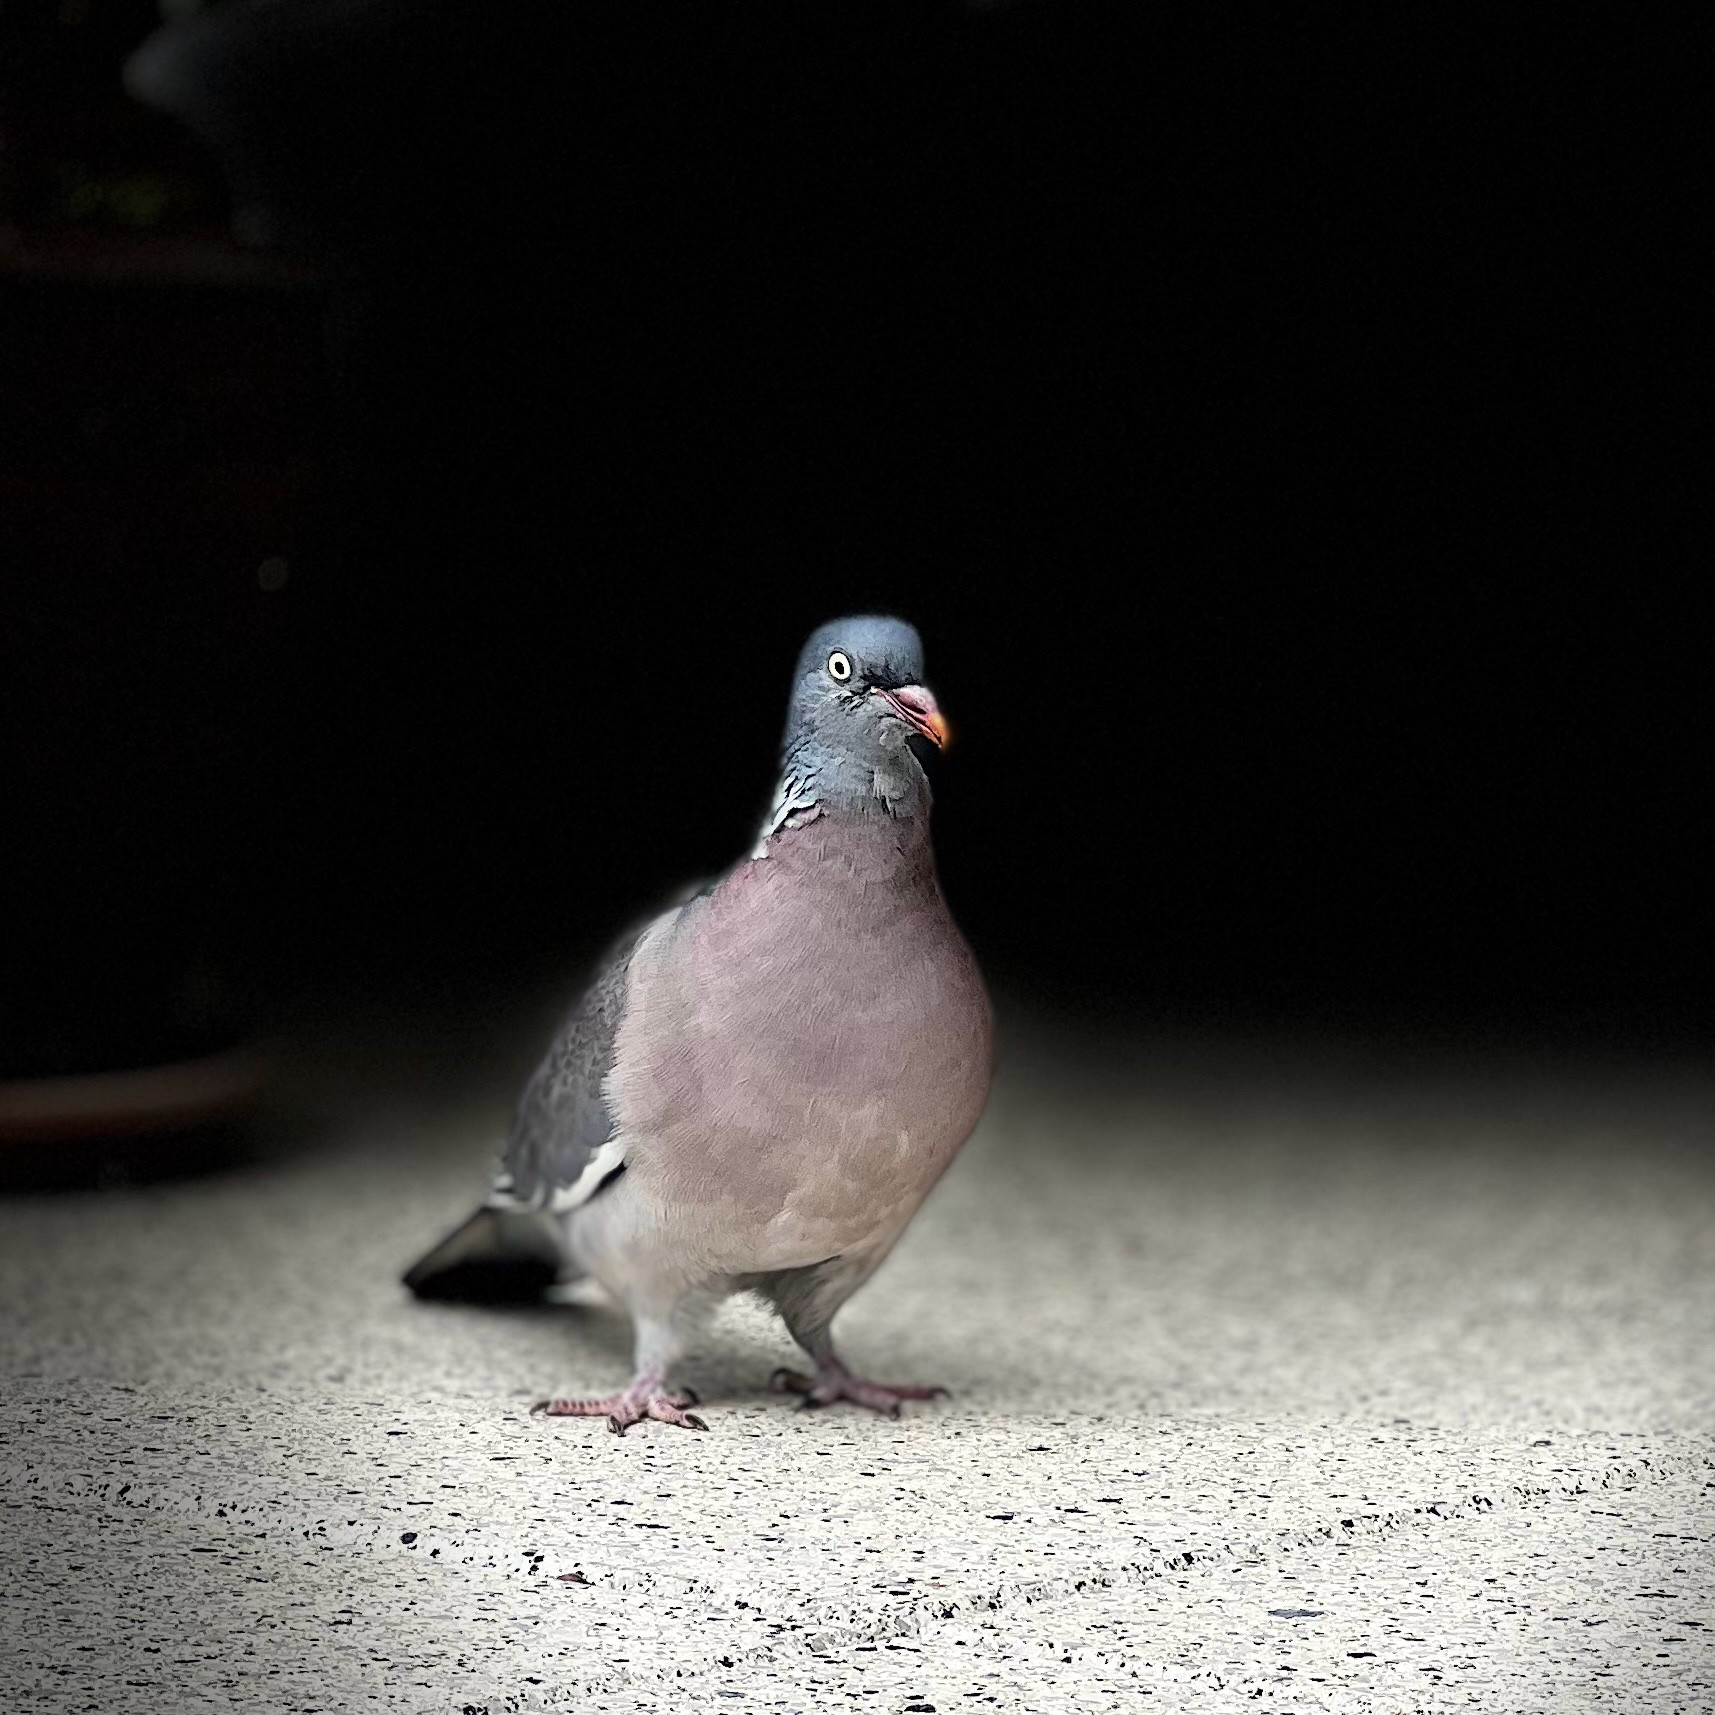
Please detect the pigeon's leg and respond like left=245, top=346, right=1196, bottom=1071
left=533, top=1302, right=710, bottom=1435
left=764, top=1259, right=949, bottom=1419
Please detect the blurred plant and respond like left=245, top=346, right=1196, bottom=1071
left=56, top=162, right=171, bottom=225
left=0, top=0, right=229, bottom=232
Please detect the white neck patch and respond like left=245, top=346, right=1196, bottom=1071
left=751, top=768, right=822, bottom=859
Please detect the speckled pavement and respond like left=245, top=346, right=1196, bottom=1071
left=2, top=1025, right=1712, bottom=1712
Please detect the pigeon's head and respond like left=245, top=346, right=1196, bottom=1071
left=782, top=614, right=949, bottom=768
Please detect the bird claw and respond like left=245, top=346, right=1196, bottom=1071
left=534, top=1388, right=708, bottom=1434
left=607, top=1407, right=708, bottom=1436
left=771, top=1364, right=949, bottom=1418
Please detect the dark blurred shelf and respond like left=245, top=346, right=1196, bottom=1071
left=0, top=1041, right=279, bottom=1188
left=0, top=217, right=329, bottom=1104
left=0, top=1043, right=273, bottom=1143
left=0, top=224, right=322, bottom=291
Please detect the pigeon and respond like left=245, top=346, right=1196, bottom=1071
left=404, top=615, right=992, bottom=1432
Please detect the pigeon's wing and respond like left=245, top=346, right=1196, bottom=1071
left=400, top=906, right=683, bottom=1300
left=486, top=926, right=647, bottom=1215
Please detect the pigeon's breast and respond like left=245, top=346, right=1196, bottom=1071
left=605, top=817, right=992, bottom=1271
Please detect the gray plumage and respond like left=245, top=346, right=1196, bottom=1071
left=404, top=615, right=992, bottom=1431
left=401, top=936, right=635, bottom=1299
left=491, top=939, right=633, bottom=1213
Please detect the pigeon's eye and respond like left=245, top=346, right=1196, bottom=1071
left=826, top=650, right=853, bottom=683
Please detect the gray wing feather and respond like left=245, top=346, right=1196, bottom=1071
left=486, top=927, right=643, bottom=1213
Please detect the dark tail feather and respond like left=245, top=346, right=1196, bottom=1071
left=402, top=1207, right=566, bottom=1303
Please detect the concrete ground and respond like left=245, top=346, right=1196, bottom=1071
left=2, top=1015, right=1712, bottom=1713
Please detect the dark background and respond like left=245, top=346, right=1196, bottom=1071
left=2, top=3, right=1706, bottom=1084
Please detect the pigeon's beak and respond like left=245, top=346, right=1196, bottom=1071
left=876, top=684, right=951, bottom=750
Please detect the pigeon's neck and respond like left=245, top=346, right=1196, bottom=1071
left=751, top=738, right=929, bottom=860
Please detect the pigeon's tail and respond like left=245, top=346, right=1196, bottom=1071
left=401, top=1206, right=568, bottom=1304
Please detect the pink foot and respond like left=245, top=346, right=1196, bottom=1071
left=771, top=1363, right=949, bottom=1419
left=532, top=1382, right=707, bottom=1435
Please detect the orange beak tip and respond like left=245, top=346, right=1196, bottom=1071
left=880, top=685, right=951, bottom=751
